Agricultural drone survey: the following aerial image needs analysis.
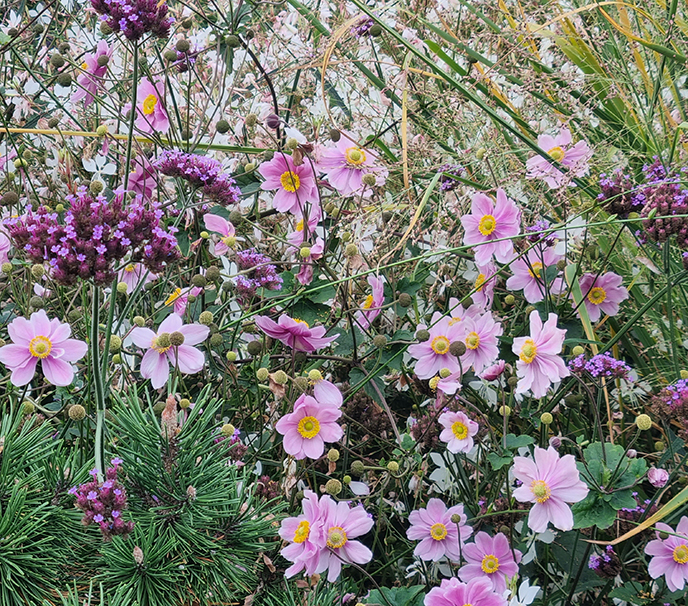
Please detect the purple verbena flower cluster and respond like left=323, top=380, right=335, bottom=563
left=655, top=378, right=688, bottom=410
left=588, top=546, right=622, bottom=578
left=5, top=189, right=180, bottom=286
left=234, top=248, right=282, bottom=303
left=438, top=163, right=466, bottom=192
left=90, top=0, right=173, bottom=41
left=351, top=17, right=375, bottom=38
left=155, top=150, right=241, bottom=206
left=525, top=219, right=557, bottom=246
left=598, top=170, right=641, bottom=218
left=68, top=459, right=134, bottom=541
left=568, top=353, right=632, bottom=381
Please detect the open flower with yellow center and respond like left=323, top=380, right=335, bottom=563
left=577, top=272, right=628, bottom=322
left=353, top=274, right=385, bottom=329
left=278, top=490, right=325, bottom=578
left=513, top=446, right=589, bottom=533
left=407, top=499, right=472, bottom=562
left=506, top=246, right=565, bottom=304
left=458, top=531, right=522, bottom=593
left=645, top=516, right=688, bottom=592
left=255, top=314, right=339, bottom=352
left=203, top=213, right=236, bottom=258
left=326, top=526, right=348, bottom=549
left=258, top=153, right=318, bottom=213
left=142, top=94, right=158, bottom=115
left=478, top=214, right=497, bottom=236
left=135, top=77, right=169, bottom=134
left=345, top=146, right=367, bottom=166
left=0, top=309, right=88, bottom=387
left=547, top=146, right=565, bottom=161
left=408, top=312, right=464, bottom=379
left=526, top=127, right=592, bottom=189
left=280, top=171, right=301, bottom=192
left=439, top=410, right=479, bottom=454
left=459, top=312, right=503, bottom=375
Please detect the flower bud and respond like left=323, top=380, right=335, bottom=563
left=308, top=369, right=323, bottom=382
left=169, top=331, right=185, bottom=347
left=271, top=370, right=288, bottom=385
left=344, top=243, right=358, bottom=257
left=112, top=354, right=122, bottom=364
left=56, top=72, right=72, bottom=87
left=216, top=119, right=230, bottom=134
left=209, top=333, right=223, bottom=348
left=116, top=281, right=129, bottom=294
left=109, top=335, right=122, bottom=352
left=245, top=114, right=258, bottom=127
left=572, top=345, right=585, bottom=356
left=133, top=546, right=144, bottom=565
left=397, top=292, right=413, bottom=307
left=343, top=475, right=352, bottom=484
left=133, top=315, right=145, bottom=327
left=476, top=147, right=486, bottom=160
left=386, top=461, right=399, bottom=473
left=205, top=266, right=221, bottom=282
left=266, top=114, right=281, bottom=129
left=29, top=296, right=44, bottom=309
left=199, top=311, right=214, bottom=326
left=21, top=401, right=35, bottom=415
left=540, top=412, right=553, bottom=425
left=325, top=479, right=342, bottom=495
left=499, top=405, right=511, bottom=416
left=556, top=259, right=567, bottom=271
left=681, top=369, right=688, bottom=380
left=226, top=351, right=237, bottom=362
left=450, top=513, right=462, bottom=524
left=327, top=448, right=340, bottom=462
left=179, top=398, right=191, bottom=409
left=176, top=38, right=191, bottom=52
left=192, top=274, right=207, bottom=288
left=50, top=54, right=65, bottom=68
left=69, top=404, right=87, bottom=421
left=1, top=192, right=19, bottom=206
left=449, top=341, right=466, bottom=357
left=439, top=368, right=451, bottom=379
left=247, top=340, right=262, bottom=356
left=350, top=460, right=365, bottom=476
left=341, top=231, right=352, bottom=242
left=299, top=246, right=311, bottom=259
left=507, top=376, right=519, bottom=387
left=225, top=34, right=241, bottom=48
left=373, top=335, right=387, bottom=348
left=221, top=423, right=236, bottom=437
left=362, top=173, right=377, bottom=187
left=156, top=333, right=171, bottom=349
left=294, top=376, right=309, bottom=392
left=369, top=23, right=382, bottom=36
left=256, top=367, right=269, bottom=382
left=626, top=449, right=637, bottom=458
left=329, top=129, right=341, bottom=142
left=636, top=414, right=652, bottom=431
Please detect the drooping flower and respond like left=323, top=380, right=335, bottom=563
left=645, top=516, right=688, bottom=592
left=117, top=262, right=156, bottom=294
left=0, top=310, right=87, bottom=386
left=275, top=393, right=343, bottom=460
left=279, top=490, right=324, bottom=577
left=135, top=78, right=169, bottom=135
left=294, top=238, right=325, bottom=286
left=164, top=286, right=202, bottom=316
left=408, top=312, right=465, bottom=380
left=354, top=275, right=385, bottom=330
left=438, top=411, right=479, bottom=454
left=461, top=189, right=521, bottom=266
left=130, top=314, right=209, bottom=389
left=459, top=312, right=502, bottom=375
left=254, top=314, right=338, bottom=352
left=512, top=311, right=569, bottom=399
left=505, top=247, right=565, bottom=304
left=258, top=153, right=318, bottom=214
left=647, top=467, right=670, bottom=488
left=424, top=577, right=508, bottom=606
left=203, top=213, right=236, bottom=257
left=71, top=40, right=112, bottom=107
left=406, top=499, right=473, bottom=562
left=576, top=272, right=629, bottom=323
left=525, top=128, right=592, bottom=189
left=512, top=446, right=589, bottom=533
left=127, top=155, right=157, bottom=199
left=459, top=532, right=522, bottom=593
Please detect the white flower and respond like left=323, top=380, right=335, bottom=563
left=506, top=579, right=541, bottom=606
left=83, top=154, right=117, bottom=185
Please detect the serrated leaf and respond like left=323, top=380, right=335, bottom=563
left=505, top=434, right=534, bottom=450
left=572, top=493, right=617, bottom=529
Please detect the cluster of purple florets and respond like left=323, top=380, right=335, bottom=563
left=234, top=248, right=282, bottom=303
left=155, top=150, right=241, bottom=206
left=91, top=0, right=173, bottom=41
left=438, top=163, right=466, bottom=192
left=525, top=219, right=557, bottom=247
left=588, top=546, right=621, bottom=578
left=351, top=17, right=375, bottom=37
left=5, top=189, right=180, bottom=286
left=568, top=353, right=632, bottom=381
left=598, top=170, right=642, bottom=218
left=216, top=427, right=248, bottom=462
left=655, top=378, right=688, bottom=410
left=68, top=459, right=134, bottom=541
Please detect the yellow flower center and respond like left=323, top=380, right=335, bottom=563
left=531, top=479, right=551, bottom=503
left=142, top=94, right=158, bottom=116
left=448, top=316, right=462, bottom=326
left=297, top=416, right=320, bottom=439
left=548, top=146, right=565, bottom=162
left=431, top=336, right=450, bottom=355
left=430, top=522, right=448, bottom=541
left=124, top=264, right=135, bottom=272
left=475, top=273, right=486, bottom=291
left=587, top=286, right=607, bottom=306
left=519, top=338, right=537, bottom=364
left=152, top=332, right=172, bottom=354
left=280, top=171, right=301, bottom=192
left=221, top=236, right=236, bottom=247
left=478, top=214, right=497, bottom=236
left=465, top=332, right=480, bottom=350
left=292, top=318, right=309, bottom=328
left=481, top=554, right=500, bottom=574
left=451, top=421, right=468, bottom=440
left=165, top=288, right=182, bottom=306
left=362, top=294, right=374, bottom=309
left=673, top=544, right=688, bottom=564
left=29, top=335, right=52, bottom=359
left=528, top=261, right=543, bottom=279
left=326, top=526, right=348, bottom=549
left=81, top=62, right=89, bottom=70
left=429, top=376, right=441, bottom=391
left=293, top=520, right=310, bottom=544
left=345, top=147, right=367, bottom=166
left=296, top=219, right=304, bottom=232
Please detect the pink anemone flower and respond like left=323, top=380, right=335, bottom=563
left=645, top=516, right=688, bottom=592
left=164, top=285, right=203, bottom=316
left=71, top=40, right=112, bottom=107
left=258, top=153, right=318, bottom=214
left=0, top=310, right=87, bottom=386
left=406, top=499, right=473, bottom=562
left=254, top=314, right=339, bottom=352
left=134, top=78, right=169, bottom=134
left=459, top=312, right=502, bottom=375
left=287, top=205, right=321, bottom=247
left=130, top=314, right=209, bottom=389
left=461, top=189, right=521, bottom=266
left=438, top=411, right=479, bottom=454
left=279, top=490, right=324, bottom=578
left=295, top=237, right=324, bottom=286
left=407, top=312, right=465, bottom=380
left=275, top=393, right=343, bottom=460
left=577, top=272, right=629, bottom=322
left=506, top=246, right=565, bottom=303
left=354, top=275, right=385, bottom=330
left=471, top=262, right=498, bottom=309
left=459, top=532, right=522, bottom=593
left=117, top=262, right=156, bottom=294
left=512, top=446, right=589, bottom=533
left=203, top=213, right=236, bottom=257
left=425, top=576, right=508, bottom=606
left=127, top=155, right=157, bottom=199
left=526, top=128, right=592, bottom=189
left=512, top=311, right=569, bottom=399
left=0, top=230, right=10, bottom=264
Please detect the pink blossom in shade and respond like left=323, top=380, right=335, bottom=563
left=525, top=128, right=592, bottom=189
left=117, top=262, right=156, bottom=294
left=203, top=213, right=236, bottom=257
left=459, top=312, right=502, bottom=375
left=134, top=78, right=169, bottom=135
left=71, top=40, right=112, bottom=107
left=577, top=272, right=629, bottom=323
left=648, top=467, right=670, bottom=488
left=295, top=238, right=325, bottom=286
left=0, top=310, right=87, bottom=387
left=512, top=311, right=570, bottom=399
left=458, top=532, right=522, bottom=594
left=127, top=156, right=157, bottom=199
left=130, top=314, right=210, bottom=390
left=460, top=189, right=521, bottom=266
left=311, top=495, right=374, bottom=581
left=354, top=275, right=385, bottom=330
left=512, top=446, right=589, bottom=533
left=0, top=230, right=10, bottom=264
left=407, top=313, right=465, bottom=380
left=287, top=205, right=321, bottom=247
left=479, top=360, right=505, bottom=381
left=317, top=132, right=388, bottom=197
left=505, top=247, right=565, bottom=304
left=254, top=314, right=339, bottom=352
left=447, top=298, right=482, bottom=325
left=438, top=411, right=479, bottom=454
left=165, top=286, right=202, bottom=316
left=279, top=490, right=324, bottom=578
left=436, top=370, right=463, bottom=396
left=424, top=576, right=507, bottom=606
left=258, top=153, right=318, bottom=214
left=275, top=394, right=343, bottom=460
left=645, top=516, right=688, bottom=592
left=406, top=499, right=473, bottom=562
left=470, top=263, right=498, bottom=310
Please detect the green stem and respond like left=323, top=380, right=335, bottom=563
left=91, top=287, right=106, bottom=480
left=123, top=42, right=139, bottom=191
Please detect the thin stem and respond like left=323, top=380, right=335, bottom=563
left=123, top=42, right=139, bottom=191
left=91, top=287, right=106, bottom=481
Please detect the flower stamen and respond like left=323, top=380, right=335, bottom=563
left=29, top=335, right=52, bottom=359
left=297, top=416, right=320, bottom=439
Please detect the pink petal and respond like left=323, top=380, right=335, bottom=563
left=141, top=349, right=169, bottom=389
left=41, top=357, right=76, bottom=386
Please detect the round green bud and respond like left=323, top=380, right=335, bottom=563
left=187, top=294, right=196, bottom=303
left=191, top=274, right=207, bottom=288
left=96, top=55, right=109, bottom=67
left=179, top=398, right=191, bottom=409
left=181, top=17, right=193, bottom=28
left=659, top=531, right=670, bottom=540
left=133, top=316, right=145, bottom=327
left=439, top=368, right=452, bottom=379
left=116, top=281, right=128, bottom=294
left=33, top=23, right=44, bottom=34
left=525, top=305, right=536, bottom=316
left=681, top=370, right=688, bottom=380
left=556, top=259, right=567, bottom=271
left=14, top=158, right=27, bottom=170
left=476, top=147, right=486, bottom=160
left=7, top=28, right=18, bottom=38
left=111, top=354, right=121, bottom=364
left=153, top=401, right=166, bottom=415
left=96, top=124, right=108, bottom=137
left=226, top=351, right=237, bottom=362
left=50, top=54, right=66, bottom=68
left=221, top=423, right=236, bottom=437
left=381, top=211, right=393, bottom=223
left=324, top=202, right=336, bottom=214
left=206, top=266, right=221, bottom=282
left=21, top=150, right=33, bottom=162
left=169, top=331, right=185, bottom=347
left=199, top=311, right=214, bottom=326
left=228, top=210, right=243, bottom=225
left=325, top=479, right=342, bottom=496
left=450, top=341, right=466, bottom=357
left=163, top=49, right=178, bottom=62
left=636, top=414, right=652, bottom=431
left=350, top=460, right=365, bottom=476
left=273, top=370, right=288, bottom=385
left=361, top=173, right=377, bottom=187
left=299, top=246, right=311, bottom=259
left=655, top=440, right=665, bottom=451
left=2, top=191, right=19, bottom=206
left=507, top=376, right=519, bottom=387
left=256, top=367, right=269, bottom=382
left=109, top=335, right=122, bottom=352
left=68, top=309, right=82, bottom=322
left=386, top=461, right=399, bottom=473
left=499, top=405, right=511, bottom=416
left=100, top=21, right=113, bottom=34
left=416, top=329, right=431, bottom=342
left=373, top=334, right=387, bottom=348
left=294, top=376, right=309, bottom=392
left=344, top=243, right=358, bottom=257
left=176, top=39, right=190, bottom=53
left=308, top=369, right=323, bottom=382
left=247, top=340, right=262, bottom=356
left=245, top=113, right=258, bottom=127
left=209, top=333, right=223, bottom=348
left=369, top=23, right=382, bottom=36
left=244, top=162, right=255, bottom=172
left=48, top=117, right=60, bottom=129
left=571, top=346, right=585, bottom=356
left=450, top=513, right=462, bottom=524
left=21, top=401, right=35, bottom=415
left=327, top=448, right=340, bottom=462
left=225, top=34, right=241, bottom=48
left=55, top=203, right=64, bottom=212
left=504, top=294, right=515, bottom=305
left=89, top=180, right=104, bottom=195
left=216, top=119, right=230, bottom=134
left=30, top=264, right=44, bottom=280
left=540, top=412, right=553, bottom=425
left=343, top=475, right=352, bottom=485
left=181, top=128, right=192, bottom=140
left=156, top=333, right=171, bottom=349
left=341, top=231, right=352, bottom=242
left=199, top=231, right=210, bottom=240
left=56, top=72, right=72, bottom=87
left=286, top=137, right=299, bottom=150
left=329, top=128, right=341, bottom=142
left=29, top=296, right=44, bottom=309
left=397, top=292, right=413, bottom=308
left=69, top=404, right=87, bottom=421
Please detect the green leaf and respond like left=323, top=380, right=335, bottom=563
left=366, top=585, right=425, bottom=606
left=487, top=452, right=513, bottom=471
left=572, top=493, right=617, bottom=529
left=504, top=434, right=534, bottom=450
